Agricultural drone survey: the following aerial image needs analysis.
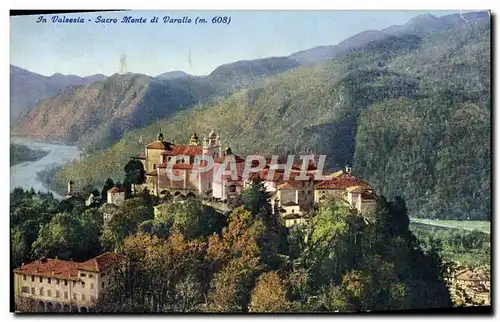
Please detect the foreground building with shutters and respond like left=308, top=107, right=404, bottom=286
left=13, top=252, right=121, bottom=312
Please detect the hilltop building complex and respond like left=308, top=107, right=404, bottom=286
left=131, top=131, right=377, bottom=226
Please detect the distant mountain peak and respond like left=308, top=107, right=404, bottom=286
left=156, top=70, right=190, bottom=80
left=408, top=13, right=438, bottom=24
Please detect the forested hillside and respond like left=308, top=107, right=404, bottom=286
left=13, top=57, right=300, bottom=152
left=11, top=187, right=452, bottom=312
left=48, top=18, right=490, bottom=220
left=10, top=144, right=49, bottom=166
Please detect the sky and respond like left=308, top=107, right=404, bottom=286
left=10, top=10, right=463, bottom=77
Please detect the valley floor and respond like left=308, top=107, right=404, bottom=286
left=410, top=218, right=490, bottom=234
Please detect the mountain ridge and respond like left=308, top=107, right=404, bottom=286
left=288, top=11, right=489, bottom=64
left=10, top=65, right=107, bottom=121
left=13, top=56, right=301, bottom=151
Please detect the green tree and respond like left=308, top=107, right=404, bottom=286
left=124, top=159, right=146, bottom=185
left=100, top=198, right=154, bottom=251
left=32, top=209, right=102, bottom=261
left=238, top=179, right=284, bottom=269
left=155, top=200, right=224, bottom=241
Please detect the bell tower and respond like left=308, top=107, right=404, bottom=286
left=157, top=129, right=164, bottom=142
left=67, top=180, right=74, bottom=197
left=189, top=132, right=199, bottom=146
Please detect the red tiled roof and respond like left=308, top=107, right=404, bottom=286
left=160, top=145, right=203, bottom=157
left=314, top=173, right=371, bottom=190
left=172, top=164, right=193, bottom=170
left=13, top=259, right=80, bottom=280
left=78, top=252, right=121, bottom=272
left=146, top=141, right=171, bottom=150
left=279, top=181, right=305, bottom=190
left=12, top=252, right=122, bottom=279
left=108, top=186, right=126, bottom=193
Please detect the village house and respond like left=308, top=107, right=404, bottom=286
left=314, top=167, right=376, bottom=217
left=13, top=252, right=121, bottom=312
left=446, top=267, right=491, bottom=306
left=107, top=185, right=126, bottom=206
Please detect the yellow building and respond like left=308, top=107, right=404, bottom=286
left=282, top=213, right=307, bottom=228
left=13, top=252, right=121, bottom=312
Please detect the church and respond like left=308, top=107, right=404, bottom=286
left=131, top=129, right=245, bottom=201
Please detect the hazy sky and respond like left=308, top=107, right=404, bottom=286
left=11, top=10, right=462, bottom=77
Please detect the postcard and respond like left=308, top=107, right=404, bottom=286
left=9, top=9, right=491, bottom=314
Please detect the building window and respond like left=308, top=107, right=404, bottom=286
left=31, top=276, right=35, bottom=282
left=23, top=275, right=26, bottom=281
left=89, top=274, right=93, bottom=279
left=153, top=164, right=156, bottom=169
left=21, top=286, right=29, bottom=294
left=65, top=280, right=68, bottom=286
left=81, top=273, right=86, bottom=277
left=39, top=288, right=44, bottom=296
left=82, top=294, right=86, bottom=301
left=81, top=281, right=85, bottom=288
left=56, top=291, right=60, bottom=298
left=91, top=295, right=95, bottom=302
left=73, top=293, right=78, bottom=300
left=47, top=290, right=52, bottom=297
left=56, top=279, right=60, bottom=285
left=31, top=287, right=35, bottom=295
left=90, top=283, right=94, bottom=290
left=64, top=292, right=68, bottom=299
left=73, top=281, right=77, bottom=287
left=48, top=278, right=51, bottom=284
left=101, top=282, right=105, bottom=288
left=39, top=277, right=43, bottom=283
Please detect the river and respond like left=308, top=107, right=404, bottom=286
left=10, top=137, right=81, bottom=198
